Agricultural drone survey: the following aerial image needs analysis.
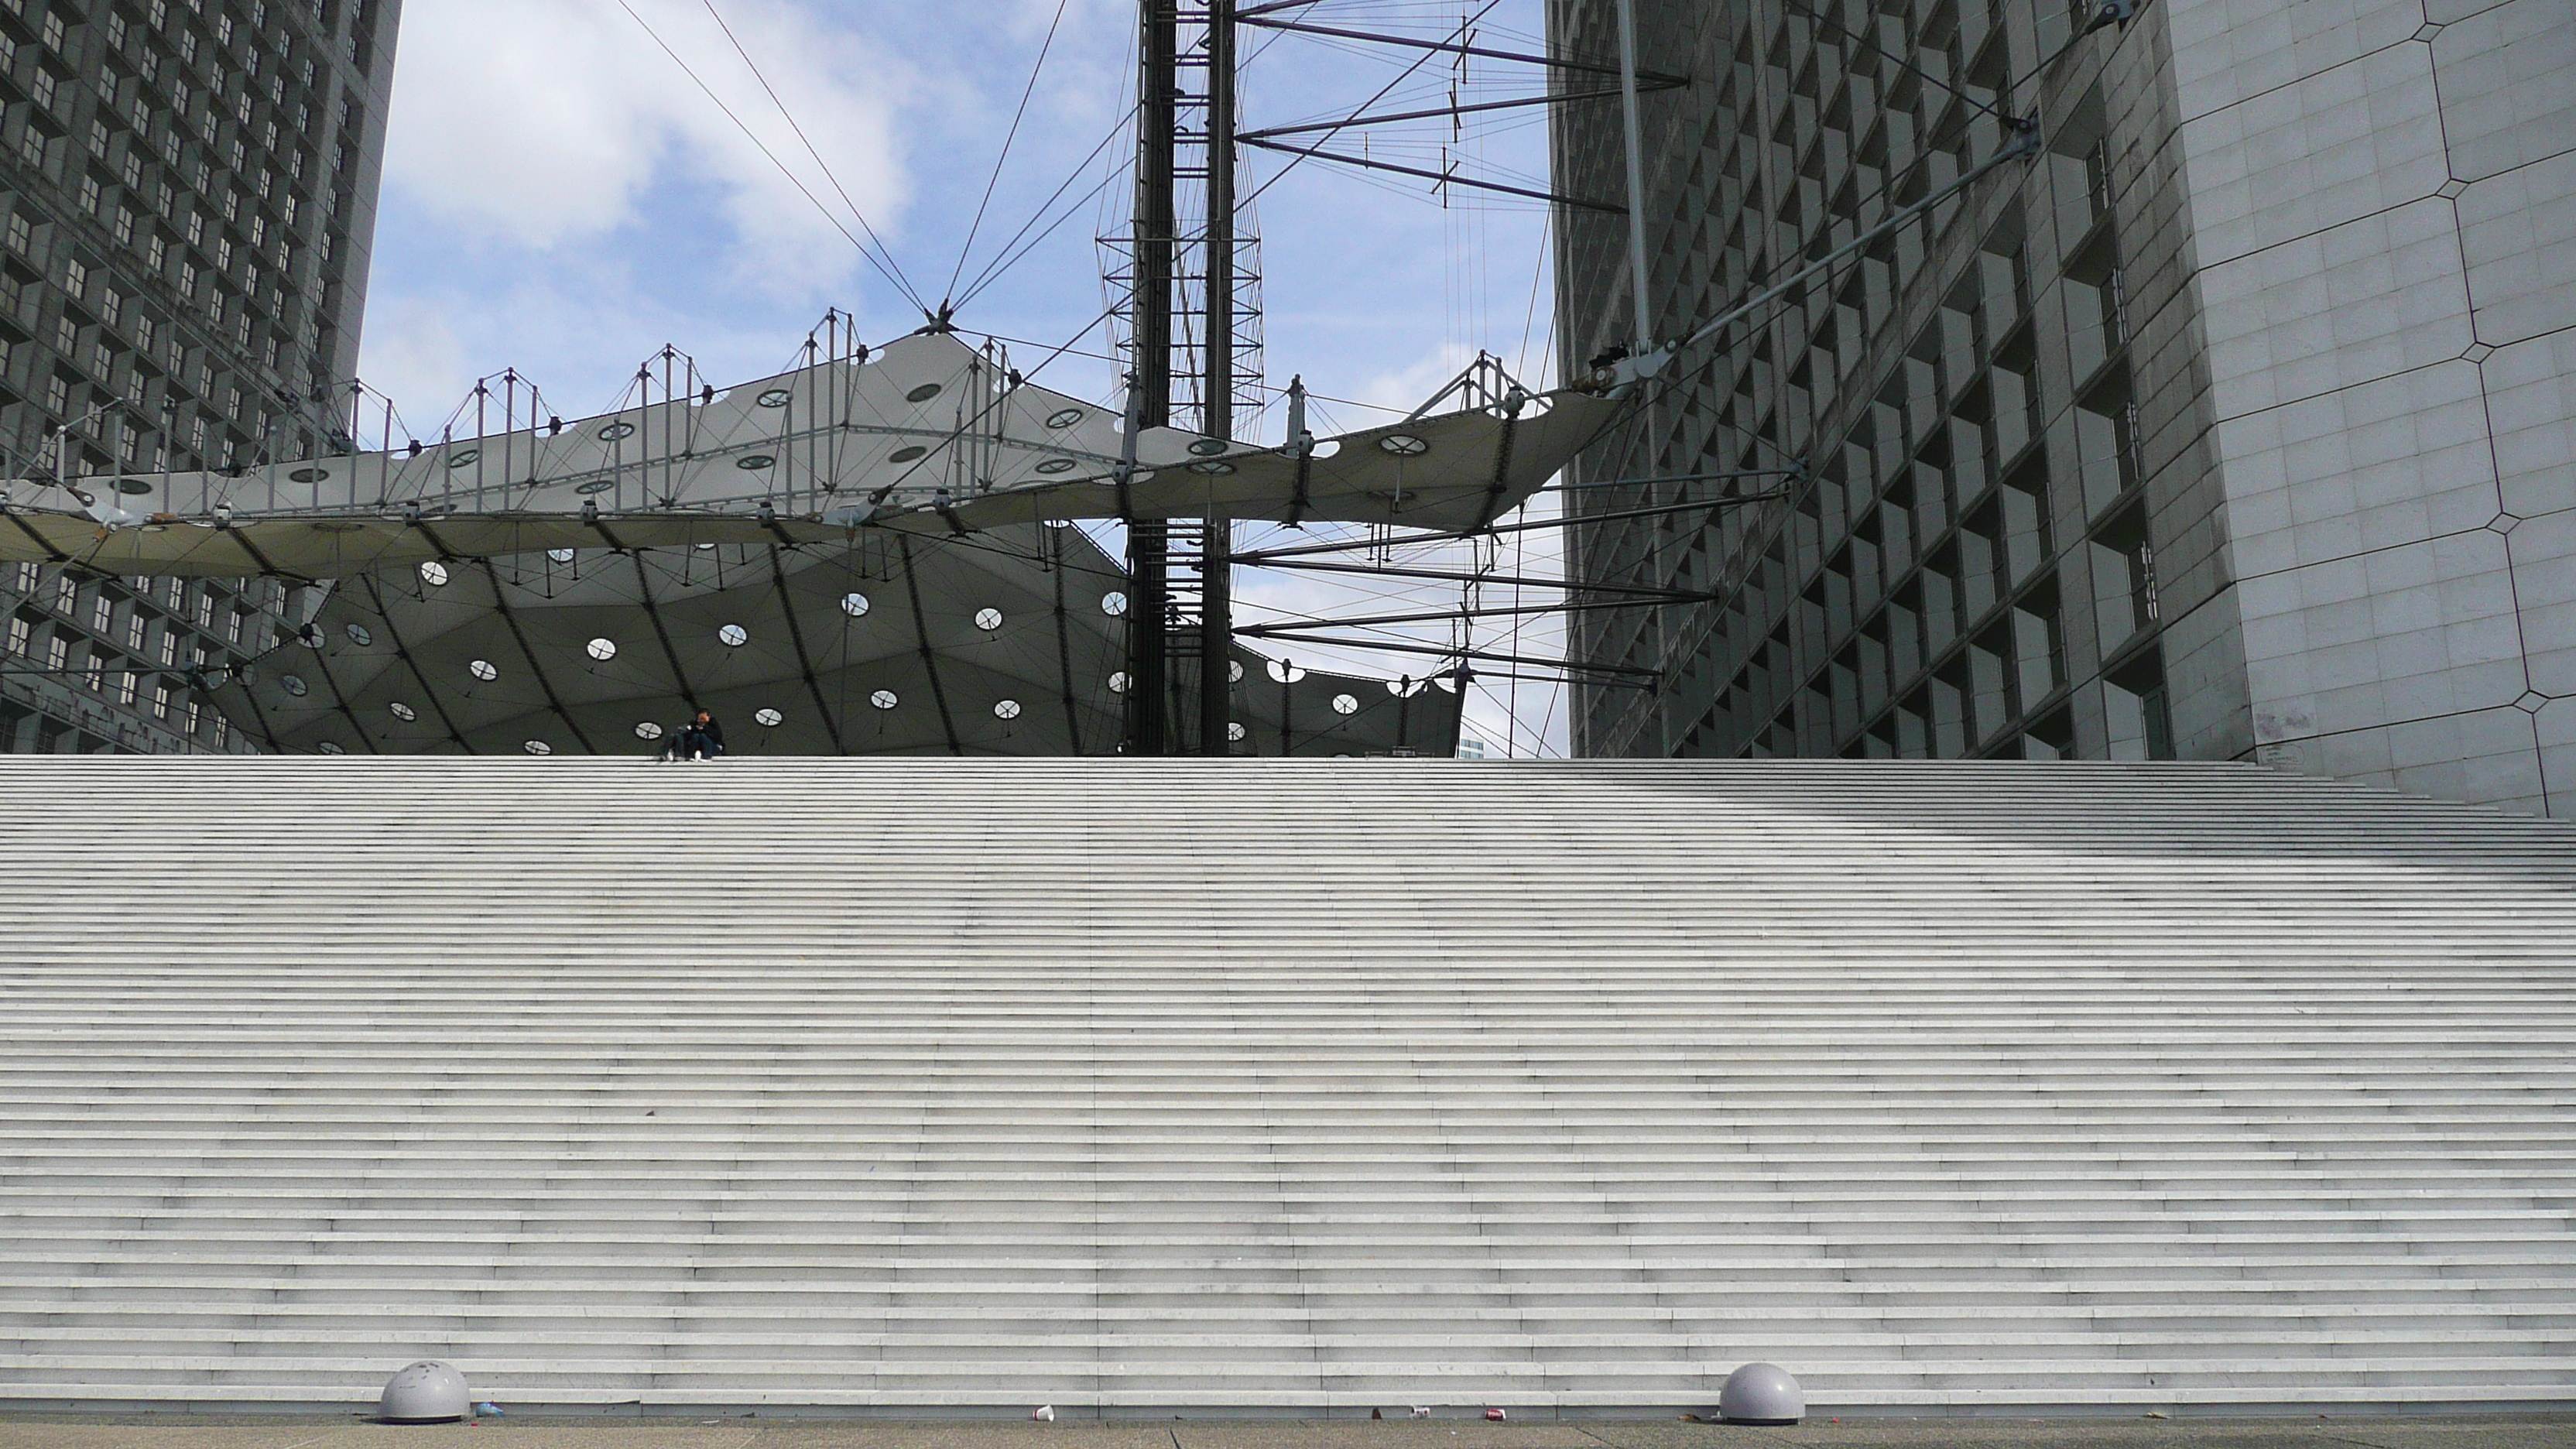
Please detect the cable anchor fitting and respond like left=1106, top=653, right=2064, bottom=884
left=2002, top=112, right=2044, bottom=159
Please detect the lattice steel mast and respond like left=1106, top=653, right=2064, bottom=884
left=1122, top=0, right=1249, bottom=755
left=1197, top=0, right=1237, bottom=759
left=1125, top=0, right=1178, bottom=755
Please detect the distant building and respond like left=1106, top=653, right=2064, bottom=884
left=0, top=0, right=399, bottom=753
left=1550, top=0, right=2573, bottom=816
left=1458, top=733, right=1488, bottom=760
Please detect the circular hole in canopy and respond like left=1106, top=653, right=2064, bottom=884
left=635, top=721, right=664, bottom=741
left=547, top=547, right=576, bottom=564
left=598, top=421, right=636, bottom=441
left=718, top=624, right=749, bottom=647
left=1187, top=438, right=1228, bottom=457
left=906, top=382, right=942, bottom=402
left=1189, top=461, right=1235, bottom=475
left=887, top=445, right=927, bottom=463
left=755, top=707, right=784, bottom=728
left=468, top=659, right=498, bottom=682
left=1107, top=671, right=1129, bottom=694
left=840, top=591, right=871, bottom=618
left=736, top=454, right=775, bottom=470
left=281, top=674, right=308, bottom=697
left=869, top=688, right=898, bottom=710
left=1229, top=661, right=1245, bottom=682
left=418, top=560, right=449, bottom=586
left=446, top=448, right=481, bottom=468
left=994, top=699, right=1022, bottom=721
left=755, top=387, right=793, bottom=408
left=1045, top=407, right=1084, bottom=429
left=287, top=467, right=327, bottom=484
left=1034, top=458, right=1077, bottom=474
left=1376, top=433, right=1429, bottom=456
left=973, top=608, right=1003, bottom=632
left=345, top=624, right=373, bottom=646
left=1266, top=660, right=1307, bottom=683
left=586, top=637, right=618, bottom=661
left=1332, top=693, right=1359, bottom=715
left=523, top=739, right=553, bottom=756
left=389, top=701, right=416, bottom=721
left=1228, top=721, right=1246, bottom=742
left=317, top=741, right=345, bottom=755
left=1101, top=591, right=1129, bottom=618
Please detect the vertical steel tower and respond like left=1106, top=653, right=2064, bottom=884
left=1122, top=0, right=1247, bottom=756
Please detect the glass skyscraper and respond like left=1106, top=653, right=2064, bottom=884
left=0, top=0, right=398, bottom=753
left=1551, top=0, right=2572, bottom=817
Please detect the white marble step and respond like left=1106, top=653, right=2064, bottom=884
left=0, top=755, right=2571, bottom=1412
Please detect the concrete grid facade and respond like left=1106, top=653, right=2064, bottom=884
left=1549, top=0, right=2574, bottom=817
left=0, top=0, right=398, bottom=755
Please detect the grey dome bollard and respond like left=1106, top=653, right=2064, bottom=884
left=1718, top=1362, right=1804, bottom=1425
left=379, top=1361, right=471, bottom=1423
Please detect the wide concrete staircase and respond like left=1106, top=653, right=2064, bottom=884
left=1, top=756, right=2572, bottom=1416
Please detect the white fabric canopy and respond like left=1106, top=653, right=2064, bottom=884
left=221, top=526, right=1464, bottom=759
left=0, top=331, right=1622, bottom=579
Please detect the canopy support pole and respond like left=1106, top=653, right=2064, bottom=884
left=1199, top=0, right=1238, bottom=756
left=1615, top=0, right=1655, bottom=352
left=1126, top=0, right=1178, bottom=755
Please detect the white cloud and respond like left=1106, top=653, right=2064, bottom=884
left=381, top=0, right=908, bottom=293
left=350, top=295, right=468, bottom=430
left=358, top=260, right=834, bottom=427
left=1350, top=342, right=1482, bottom=416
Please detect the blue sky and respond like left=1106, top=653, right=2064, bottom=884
left=358, top=0, right=1577, bottom=755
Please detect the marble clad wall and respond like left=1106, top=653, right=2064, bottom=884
left=2170, top=0, right=2575, bottom=814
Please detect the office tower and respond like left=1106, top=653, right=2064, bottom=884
left=1550, top=0, right=2573, bottom=817
left=0, top=0, right=399, bottom=752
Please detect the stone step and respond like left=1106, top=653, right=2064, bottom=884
left=1, top=755, right=2571, bottom=1412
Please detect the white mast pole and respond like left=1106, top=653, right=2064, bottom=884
left=1614, top=0, right=1654, bottom=351
left=1613, top=0, right=1672, bottom=759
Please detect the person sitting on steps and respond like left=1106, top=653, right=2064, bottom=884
left=659, top=709, right=724, bottom=762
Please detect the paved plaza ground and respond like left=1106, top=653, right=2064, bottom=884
left=0, top=1416, right=2566, bottom=1449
